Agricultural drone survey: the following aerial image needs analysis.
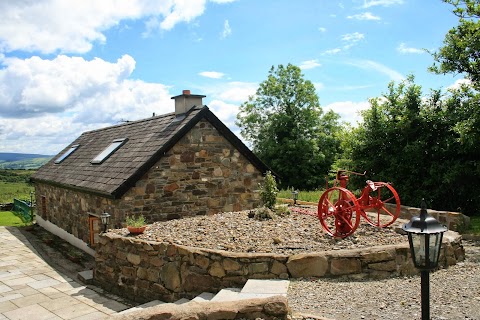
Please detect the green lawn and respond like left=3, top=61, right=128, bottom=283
left=0, top=211, right=25, bottom=227
left=467, top=216, right=480, bottom=235
left=277, top=189, right=324, bottom=203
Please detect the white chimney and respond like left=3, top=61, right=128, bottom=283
left=171, top=90, right=206, bottom=116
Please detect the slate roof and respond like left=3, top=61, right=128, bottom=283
left=31, top=106, right=269, bottom=199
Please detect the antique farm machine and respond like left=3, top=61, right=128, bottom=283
left=318, top=170, right=401, bottom=238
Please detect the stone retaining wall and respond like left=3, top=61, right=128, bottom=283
left=94, top=231, right=464, bottom=303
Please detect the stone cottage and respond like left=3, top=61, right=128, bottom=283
left=31, top=90, right=269, bottom=252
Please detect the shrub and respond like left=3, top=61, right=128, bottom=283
left=260, top=171, right=278, bottom=209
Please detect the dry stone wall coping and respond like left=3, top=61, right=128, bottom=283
left=94, top=230, right=464, bottom=304
left=109, top=295, right=289, bottom=320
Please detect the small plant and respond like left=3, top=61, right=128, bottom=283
left=275, top=204, right=291, bottom=216
left=252, top=207, right=275, bottom=220
left=260, top=171, right=278, bottom=210
left=125, top=214, right=146, bottom=227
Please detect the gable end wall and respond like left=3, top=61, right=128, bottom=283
left=34, top=119, right=264, bottom=244
left=114, top=119, right=263, bottom=225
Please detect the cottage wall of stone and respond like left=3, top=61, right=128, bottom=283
left=34, top=119, right=264, bottom=245
left=34, top=183, right=114, bottom=244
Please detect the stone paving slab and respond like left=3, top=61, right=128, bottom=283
left=0, top=226, right=131, bottom=320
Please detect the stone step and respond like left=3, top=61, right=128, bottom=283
left=240, top=279, right=290, bottom=298
left=191, top=292, right=215, bottom=302
left=174, top=298, right=190, bottom=304
left=118, top=300, right=165, bottom=314
left=77, top=270, right=93, bottom=284
left=210, top=288, right=242, bottom=302
left=210, top=279, right=290, bottom=302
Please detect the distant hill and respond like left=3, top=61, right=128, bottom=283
left=0, top=153, right=53, bottom=169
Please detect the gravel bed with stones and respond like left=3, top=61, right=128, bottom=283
left=288, top=239, right=480, bottom=320
left=113, top=210, right=408, bottom=255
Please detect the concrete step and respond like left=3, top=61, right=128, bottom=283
left=191, top=292, right=215, bottom=302
left=118, top=300, right=165, bottom=314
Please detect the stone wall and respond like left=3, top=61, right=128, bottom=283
left=388, top=203, right=471, bottom=232
left=34, top=119, right=264, bottom=246
left=278, top=199, right=470, bottom=232
left=94, top=231, right=464, bottom=303
left=114, top=119, right=263, bottom=226
left=110, top=296, right=289, bottom=320
left=34, top=183, right=114, bottom=245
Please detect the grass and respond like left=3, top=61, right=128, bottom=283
left=467, top=216, right=480, bottom=235
left=0, top=182, right=34, bottom=203
left=0, top=211, right=25, bottom=227
left=277, top=189, right=324, bottom=203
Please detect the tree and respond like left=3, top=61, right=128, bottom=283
left=429, top=0, right=480, bottom=85
left=236, top=64, right=341, bottom=189
left=348, top=76, right=479, bottom=215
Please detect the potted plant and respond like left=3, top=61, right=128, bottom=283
left=125, top=214, right=146, bottom=234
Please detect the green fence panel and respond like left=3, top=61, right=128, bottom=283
left=13, top=198, right=33, bottom=222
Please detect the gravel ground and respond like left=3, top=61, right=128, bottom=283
left=114, top=210, right=407, bottom=255
left=288, top=239, right=480, bottom=320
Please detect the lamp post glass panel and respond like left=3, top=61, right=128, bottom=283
left=402, top=199, right=447, bottom=320
left=100, top=212, right=111, bottom=233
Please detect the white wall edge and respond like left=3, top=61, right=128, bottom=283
left=36, top=215, right=96, bottom=256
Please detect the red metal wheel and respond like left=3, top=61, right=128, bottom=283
left=318, top=187, right=361, bottom=238
left=362, top=182, right=401, bottom=228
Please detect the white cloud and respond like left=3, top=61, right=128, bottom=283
left=217, top=82, right=257, bottom=102
left=313, top=82, right=325, bottom=91
left=0, top=0, right=209, bottom=54
left=0, top=54, right=137, bottom=117
left=208, top=99, right=239, bottom=129
left=0, top=54, right=175, bottom=154
left=318, top=27, right=327, bottom=33
left=221, top=19, right=232, bottom=39
left=361, top=0, right=404, bottom=8
left=324, top=101, right=370, bottom=125
left=323, top=48, right=342, bottom=55
left=346, top=59, right=404, bottom=82
left=341, top=32, right=365, bottom=42
left=299, top=59, right=321, bottom=70
left=397, top=43, right=424, bottom=54
left=447, top=78, right=472, bottom=90
left=199, top=71, right=225, bottom=79
left=347, top=12, right=381, bottom=20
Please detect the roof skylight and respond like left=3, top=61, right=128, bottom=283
left=54, top=145, right=79, bottom=164
left=91, top=138, right=127, bottom=164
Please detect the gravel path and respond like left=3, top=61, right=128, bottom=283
left=288, top=239, right=480, bottom=320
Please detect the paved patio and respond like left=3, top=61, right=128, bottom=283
left=0, top=226, right=129, bottom=320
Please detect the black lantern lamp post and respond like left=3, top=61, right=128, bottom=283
left=402, top=199, right=447, bottom=320
left=291, top=189, right=299, bottom=205
left=99, top=212, right=111, bottom=233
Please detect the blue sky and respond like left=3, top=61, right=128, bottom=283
left=0, top=0, right=464, bottom=155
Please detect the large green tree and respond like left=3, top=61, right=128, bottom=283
left=236, top=64, right=341, bottom=189
left=429, top=0, right=480, bottom=146
left=347, top=76, right=479, bottom=215
left=430, top=0, right=480, bottom=84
